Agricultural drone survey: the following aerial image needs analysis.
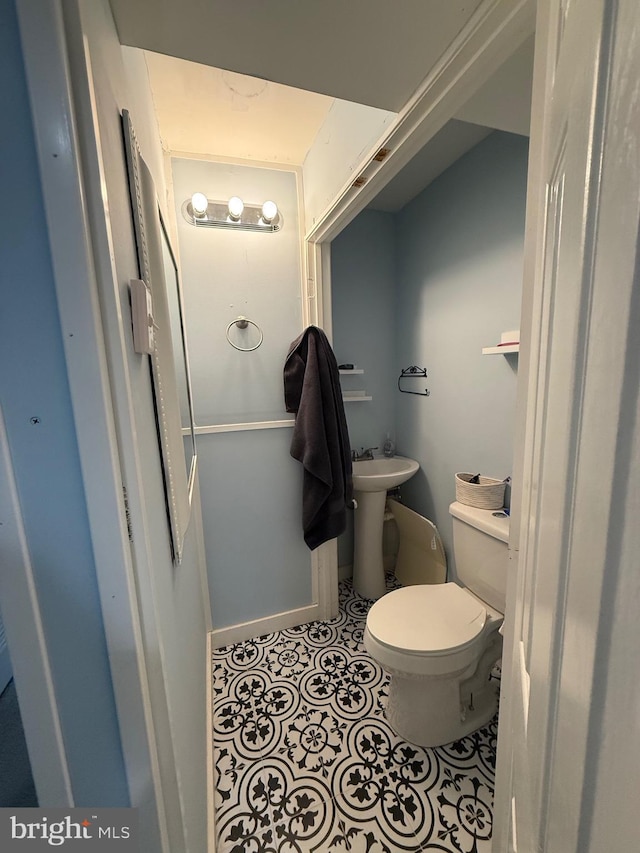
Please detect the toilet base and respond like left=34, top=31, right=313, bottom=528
left=385, top=671, right=499, bottom=748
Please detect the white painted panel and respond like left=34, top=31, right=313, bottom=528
left=456, top=35, right=534, bottom=136
left=303, top=100, right=396, bottom=232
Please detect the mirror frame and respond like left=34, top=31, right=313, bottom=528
left=122, top=109, right=197, bottom=564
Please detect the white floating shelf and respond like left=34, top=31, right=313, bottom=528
left=342, top=394, right=372, bottom=402
left=482, top=344, right=519, bottom=355
left=483, top=329, right=520, bottom=355
left=339, top=368, right=364, bottom=374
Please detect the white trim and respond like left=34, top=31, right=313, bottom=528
left=492, top=0, right=551, bottom=844
left=16, top=0, right=168, bottom=846
left=314, top=542, right=339, bottom=622
left=320, top=242, right=332, bottom=334
left=189, top=419, right=295, bottom=435
left=206, top=630, right=216, bottom=851
left=305, top=240, right=321, bottom=329
left=0, top=408, right=74, bottom=807
left=167, top=147, right=305, bottom=175
left=211, top=603, right=321, bottom=649
left=192, top=474, right=213, bottom=634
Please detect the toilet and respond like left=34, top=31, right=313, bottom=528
left=364, top=500, right=509, bottom=747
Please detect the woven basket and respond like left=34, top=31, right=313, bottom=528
left=455, top=473, right=505, bottom=510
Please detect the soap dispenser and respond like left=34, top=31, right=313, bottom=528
left=382, top=433, right=395, bottom=458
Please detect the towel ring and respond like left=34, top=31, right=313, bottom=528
left=225, top=316, right=264, bottom=352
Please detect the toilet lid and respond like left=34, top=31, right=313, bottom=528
left=367, top=583, right=486, bottom=655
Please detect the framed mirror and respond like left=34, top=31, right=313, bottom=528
left=122, top=109, right=197, bottom=563
left=159, top=213, right=197, bottom=489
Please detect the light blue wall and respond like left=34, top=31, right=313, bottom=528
left=172, top=158, right=311, bottom=628
left=331, top=209, right=398, bottom=566
left=172, top=159, right=304, bottom=425
left=0, top=0, right=128, bottom=806
left=196, top=429, right=314, bottom=626
left=331, top=132, right=528, bottom=575
left=396, top=132, right=528, bottom=572
left=332, top=210, right=398, bottom=450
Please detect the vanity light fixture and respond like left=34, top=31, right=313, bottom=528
left=182, top=193, right=283, bottom=232
left=261, top=200, right=278, bottom=223
left=227, top=196, right=244, bottom=221
left=191, top=192, right=209, bottom=217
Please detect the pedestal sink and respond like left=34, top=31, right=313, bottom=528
left=352, top=456, right=419, bottom=599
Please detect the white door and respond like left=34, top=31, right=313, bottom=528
left=494, top=0, right=640, bottom=850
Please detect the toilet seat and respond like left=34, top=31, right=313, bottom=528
left=365, top=583, right=489, bottom=677
left=367, top=583, right=486, bottom=655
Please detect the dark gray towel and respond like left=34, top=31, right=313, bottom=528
left=284, top=326, right=353, bottom=550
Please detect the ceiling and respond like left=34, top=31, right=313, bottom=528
left=110, top=0, right=484, bottom=112
left=143, top=51, right=334, bottom=164
left=369, top=120, right=493, bottom=212
left=120, top=1, right=534, bottom=214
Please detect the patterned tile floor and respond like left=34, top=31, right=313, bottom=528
left=212, top=575, right=498, bottom=852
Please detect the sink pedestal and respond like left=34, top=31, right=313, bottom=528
left=350, top=456, right=419, bottom=600
left=353, top=490, right=387, bottom=599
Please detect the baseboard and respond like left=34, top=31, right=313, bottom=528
left=206, top=632, right=216, bottom=851
left=210, top=603, right=320, bottom=649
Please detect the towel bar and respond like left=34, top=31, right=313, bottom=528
left=225, top=316, right=263, bottom=351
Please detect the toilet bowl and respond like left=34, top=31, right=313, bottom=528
left=364, top=501, right=509, bottom=747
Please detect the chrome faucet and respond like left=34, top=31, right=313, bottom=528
left=352, top=446, right=378, bottom=461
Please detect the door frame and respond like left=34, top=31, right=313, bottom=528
left=305, top=0, right=535, bottom=247
left=15, top=0, right=170, bottom=846
left=0, top=407, right=73, bottom=806
left=493, top=0, right=640, bottom=848
left=9, top=0, right=536, bottom=843
left=307, top=0, right=536, bottom=620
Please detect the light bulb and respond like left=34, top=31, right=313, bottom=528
left=191, top=192, right=208, bottom=217
left=228, top=196, right=244, bottom=220
left=261, top=200, right=278, bottom=223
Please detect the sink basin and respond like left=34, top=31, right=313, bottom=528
left=352, top=456, right=419, bottom=493
left=351, top=456, right=420, bottom=599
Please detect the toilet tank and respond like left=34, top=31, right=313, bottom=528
left=449, top=501, right=509, bottom=613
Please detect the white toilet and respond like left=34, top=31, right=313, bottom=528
left=364, top=500, right=509, bottom=747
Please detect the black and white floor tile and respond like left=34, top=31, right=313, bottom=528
left=213, top=575, right=498, bottom=852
